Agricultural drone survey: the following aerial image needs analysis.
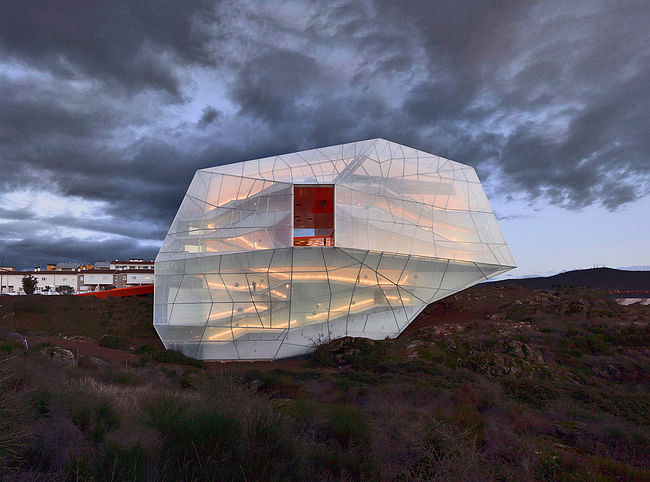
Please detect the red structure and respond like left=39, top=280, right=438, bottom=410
left=76, top=284, right=154, bottom=298
left=293, top=185, right=334, bottom=247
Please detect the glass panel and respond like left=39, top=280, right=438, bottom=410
left=175, top=274, right=211, bottom=303
left=470, top=212, right=506, bottom=244
left=198, top=342, right=239, bottom=360
left=168, top=303, right=211, bottom=325
left=440, top=261, right=485, bottom=292
left=221, top=273, right=253, bottom=302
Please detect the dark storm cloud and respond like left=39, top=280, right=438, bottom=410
left=0, top=78, right=119, bottom=143
left=370, top=0, right=650, bottom=209
left=0, top=216, right=164, bottom=248
left=0, top=0, right=220, bottom=97
left=231, top=48, right=324, bottom=123
left=0, top=0, right=649, bottom=268
left=198, top=106, right=220, bottom=128
left=1, top=236, right=158, bottom=269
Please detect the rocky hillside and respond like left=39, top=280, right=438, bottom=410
left=1, top=286, right=648, bottom=480
left=485, top=267, right=650, bottom=291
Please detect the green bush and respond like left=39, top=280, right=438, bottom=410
left=179, top=370, right=199, bottom=390
left=245, top=412, right=306, bottom=480
left=0, top=343, right=14, bottom=354
left=397, top=420, right=490, bottom=481
left=111, top=371, right=142, bottom=386
left=0, top=357, right=25, bottom=472
left=71, top=399, right=120, bottom=444
left=98, top=335, right=127, bottom=351
left=311, top=445, right=381, bottom=481
left=142, top=394, right=243, bottom=479
left=141, top=392, right=308, bottom=481
left=68, top=442, right=148, bottom=481
left=151, top=349, right=203, bottom=368
left=503, top=378, right=562, bottom=409
left=243, top=369, right=301, bottom=398
left=324, top=406, right=369, bottom=448
left=31, top=390, right=53, bottom=416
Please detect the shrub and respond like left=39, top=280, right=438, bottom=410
left=151, top=349, right=203, bottom=368
left=135, top=343, right=157, bottom=354
left=111, top=371, right=142, bottom=386
left=178, top=370, right=199, bottom=390
left=243, top=369, right=301, bottom=398
left=502, top=378, right=562, bottom=409
left=311, top=445, right=381, bottom=481
left=244, top=412, right=306, bottom=480
left=0, top=357, right=26, bottom=472
left=142, top=394, right=243, bottom=479
left=71, top=399, right=120, bottom=445
left=98, top=335, right=127, bottom=351
left=0, top=343, right=14, bottom=354
left=324, top=406, right=369, bottom=448
left=141, top=391, right=308, bottom=481
left=31, top=390, right=53, bottom=416
left=68, top=442, right=148, bottom=481
left=399, top=420, right=492, bottom=481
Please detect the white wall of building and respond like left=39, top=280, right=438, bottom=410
left=0, top=273, right=79, bottom=294
left=127, top=272, right=154, bottom=285
left=81, top=273, right=114, bottom=286
left=1, top=273, right=24, bottom=294
left=110, top=261, right=155, bottom=270
left=1, top=268, right=154, bottom=294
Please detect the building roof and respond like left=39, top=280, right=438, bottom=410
left=7, top=268, right=153, bottom=275
left=112, top=260, right=154, bottom=264
left=202, top=138, right=475, bottom=185
left=55, top=262, right=81, bottom=268
left=161, top=138, right=514, bottom=267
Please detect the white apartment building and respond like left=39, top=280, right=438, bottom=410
left=0, top=268, right=154, bottom=295
left=0, top=271, right=78, bottom=294
left=126, top=272, right=154, bottom=285
left=109, top=259, right=155, bottom=270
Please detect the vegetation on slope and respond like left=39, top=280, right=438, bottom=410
left=0, top=286, right=648, bottom=480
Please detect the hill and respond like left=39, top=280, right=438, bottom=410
left=485, top=267, right=650, bottom=291
left=1, top=287, right=649, bottom=480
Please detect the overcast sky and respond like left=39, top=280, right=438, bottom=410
left=0, top=0, right=648, bottom=276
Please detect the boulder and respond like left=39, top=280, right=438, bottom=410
left=41, top=346, right=76, bottom=366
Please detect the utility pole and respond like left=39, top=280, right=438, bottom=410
left=0, top=255, right=5, bottom=295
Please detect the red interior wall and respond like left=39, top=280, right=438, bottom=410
left=294, top=186, right=334, bottom=231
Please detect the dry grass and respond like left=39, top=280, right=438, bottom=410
left=0, top=286, right=648, bottom=480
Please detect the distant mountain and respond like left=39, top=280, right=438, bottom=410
left=483, top=267, right=650, bottom=291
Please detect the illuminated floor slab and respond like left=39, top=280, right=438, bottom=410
left=155, top=139, right=515, bottom=360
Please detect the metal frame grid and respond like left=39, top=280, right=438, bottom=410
left=155, top=139, right=515, bottom=360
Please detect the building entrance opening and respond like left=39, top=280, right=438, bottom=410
left=293, top=185, right=334, bottom=246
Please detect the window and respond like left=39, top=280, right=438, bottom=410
left=293, top=185, right=334, bottom=247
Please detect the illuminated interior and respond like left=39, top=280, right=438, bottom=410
left=155, top=138, right=515, bottom=360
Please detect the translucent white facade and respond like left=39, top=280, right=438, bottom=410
left=154, top=139, right=515, bottom=360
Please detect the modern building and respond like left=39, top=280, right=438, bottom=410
left=154, top=138, right=515, bottom=360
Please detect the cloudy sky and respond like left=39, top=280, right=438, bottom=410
left=0, top=0, right=648, bottom=276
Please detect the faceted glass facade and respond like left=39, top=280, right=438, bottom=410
left=155, top=139, right=515, bottom=360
